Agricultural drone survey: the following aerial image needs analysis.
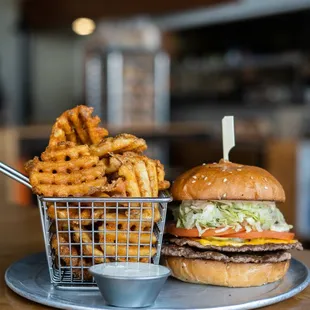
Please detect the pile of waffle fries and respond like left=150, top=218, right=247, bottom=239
left=25, top=105, right=170, bottom=280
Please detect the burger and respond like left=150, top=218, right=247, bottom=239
left=161, top=160, right=303, bottom=287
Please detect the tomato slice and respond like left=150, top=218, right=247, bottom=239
left=166, top=222, right=295, bottom=240
left=165, top=222, right=245, bottom=238
left=224, top=231, right=295, bottom=240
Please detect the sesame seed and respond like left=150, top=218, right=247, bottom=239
left=207, top=182, right=212, bottom=185
left=202, top=163, right=206, bottom=166
left=238, top=165, right=243, bottom=168
left=192, top=180, right=196, bottom=183
left=204, top=176, right=208, bottom=180
left=222, top=168, right=227, bottom=172
left=223, top=178, right=228, bottom=183
left=250, top=176, right=254, bottom=180
left=264, top=186, right=268, bottom=190
left=193, top=175, right=197, bottom=179
left=213, top=162, right=217, bottom=164
left=237, top=169, right=242, bottom=172
left=229, top=171, right=232, bottom=174
left=201, top=175, right=205, bottom=178
left=263, top=177, right=267, bottom=182
left=222, top=193, right=227, bottom=198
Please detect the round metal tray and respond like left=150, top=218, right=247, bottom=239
left=5, top=252, right=309, bottom=310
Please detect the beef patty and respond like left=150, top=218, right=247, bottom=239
left=167, top=237, right=303, bottom=252
left=161, top=244, right=291, bottom=263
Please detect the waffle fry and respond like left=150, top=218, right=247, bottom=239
left=29, top=160, right=105, bottom=186
left=156, top=159, right=170, bottom=191
left=101, top=157, right=122, bottom=174
left=48, top=204, right=104, bottom=226
left=111, top=152, right=170, bottom=197
left=26, top=143, right=107, bottom=197
left=49, top=105, right=108, bottom=147
left=48, top=203, right=157, bottom=230
left=90, top=133, right=147, bottom=158
left=47, top=190, right=119, bottom=227
left=46, top=179, right=128, bottom=226
left=72, top=226, right=155, bottom=263
left=72, top=260, right=93, bottom=281
left=33, top=179, right=107, bottom=197
left=26, top=155, right=100, bottom=174
left=98, top=223, right=156, bottom=244
left=99, top=241, right=156, bottom=261
left=145, top=157, right=159, bottom=197
left=51, top=234, right=95, bottom=280
left=99, top=229, right=156, bottom=245
left=41, top=143, right=90, bottom=161
left=72, top=227, right=105, bottom=264
left=98, top=212, right=155, bottom=233
left=118, top=163, right=141, bottom=197
left=105, top=152, right=167, bottom=222
left=97, top=177, right=127, bottom=197
left=51, top=234, right=80, bottom=267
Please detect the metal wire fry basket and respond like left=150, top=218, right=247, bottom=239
left=0, top=161, right=171, bottom=288
left=38, top=194, right=171, bottom=288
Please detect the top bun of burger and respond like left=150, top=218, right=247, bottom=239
left=171, top=159, right=285, bottom=202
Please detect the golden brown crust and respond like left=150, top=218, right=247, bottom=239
left=111, top=152, right=170, bottom=197
left=162, top=256, right=290, bottom=287
left=26, top=143, right=108, bottom=197
left=171, top=159, right=285, bottom=202
left=89, top=133, right=147, bottom=158
left=72, top=226, right=156, bottom=263
left=48, top=105, right=108, bottom=147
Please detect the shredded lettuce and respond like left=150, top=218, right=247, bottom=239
left=174, top=200, right=292, bottom=236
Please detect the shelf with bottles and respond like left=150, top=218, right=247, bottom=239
left=171, top=51, right=307, bottom=107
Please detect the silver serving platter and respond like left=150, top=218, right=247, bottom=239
left=5, top=252, right=310, bottom=310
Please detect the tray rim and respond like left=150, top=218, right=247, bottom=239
left=4, top=252, right=310, bottom=310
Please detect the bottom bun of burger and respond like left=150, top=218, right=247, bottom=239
left=162, top=256, right=290, bottom=287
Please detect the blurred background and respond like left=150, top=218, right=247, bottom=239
left=1, top=0, right=310, bottom=243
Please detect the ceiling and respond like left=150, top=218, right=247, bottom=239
left=21, top=0, right=233, bottom=30
left=156, top=0, right=310, bottom=30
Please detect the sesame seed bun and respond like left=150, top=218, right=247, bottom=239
left=171, top=159, right=285, bottom=202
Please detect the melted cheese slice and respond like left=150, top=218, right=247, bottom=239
left=193, top=238, right=297, bottom=247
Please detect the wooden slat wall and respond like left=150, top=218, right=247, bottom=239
left=0, top=129, right=26, bottom=205
left=265, top=140, right=297, bottom=228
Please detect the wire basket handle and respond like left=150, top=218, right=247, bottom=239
left=0, top=161, right=32, bottom=189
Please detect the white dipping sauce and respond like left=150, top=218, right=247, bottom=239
left=90, top=262, right=170, bottom=278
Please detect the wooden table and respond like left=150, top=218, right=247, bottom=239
left=0, top=202, right=309, bottom=310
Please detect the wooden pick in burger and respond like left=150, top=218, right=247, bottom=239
left=222, top=116, right=235, bottom=161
